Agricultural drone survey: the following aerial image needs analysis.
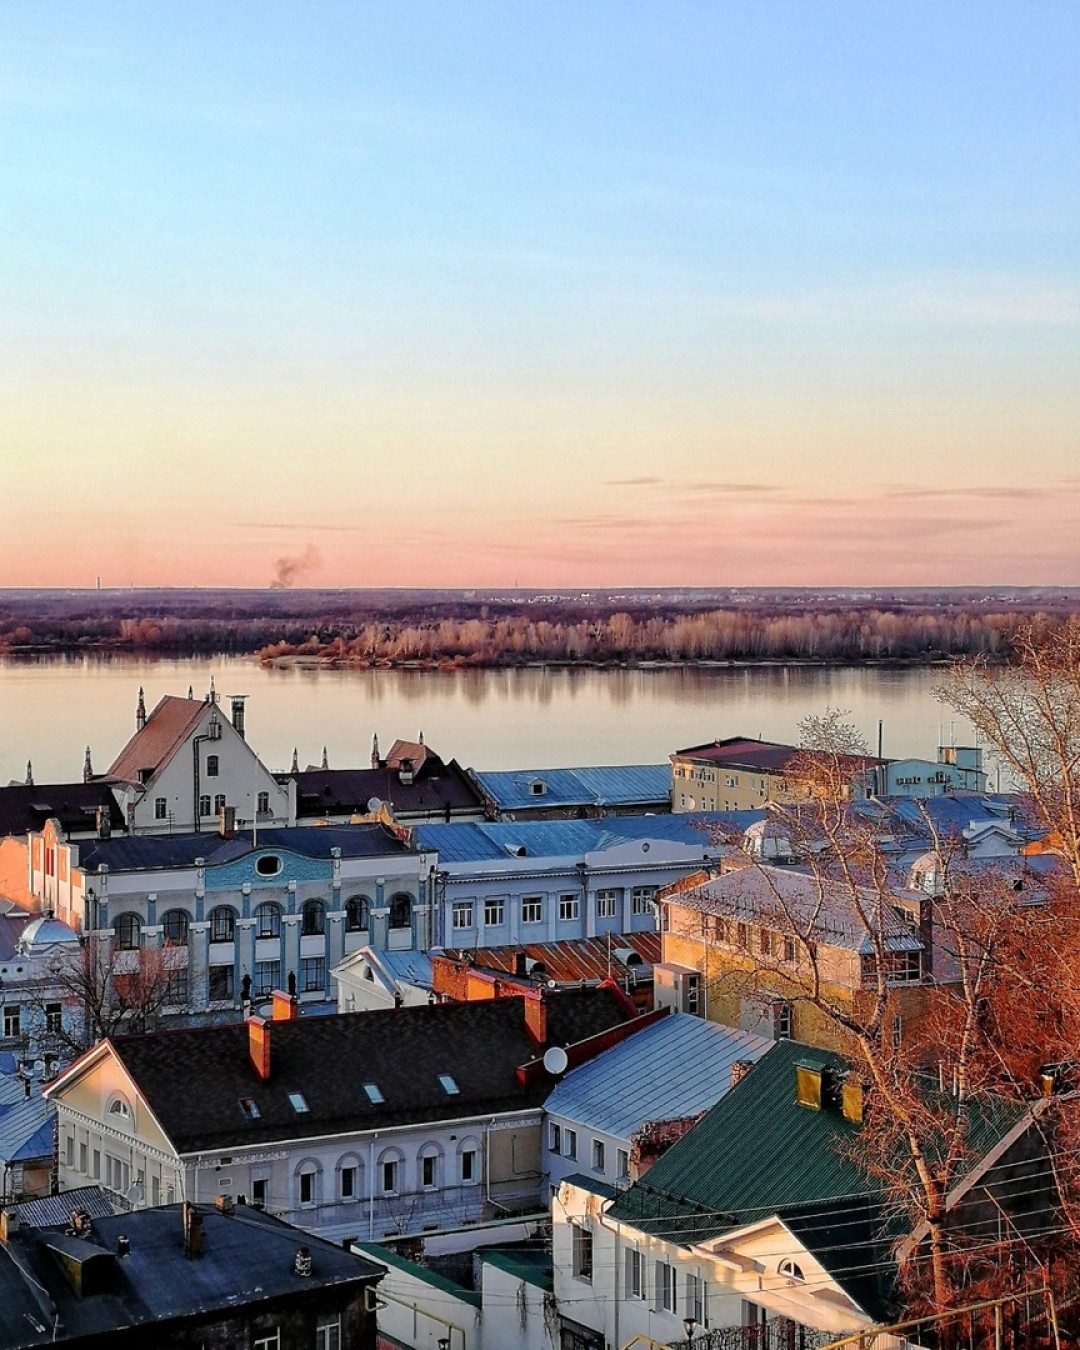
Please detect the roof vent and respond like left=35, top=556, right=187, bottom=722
left=294, top=1246, right=313, bottom=1277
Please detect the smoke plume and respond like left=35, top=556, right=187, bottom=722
left=270, top=544, right=321, bottom=589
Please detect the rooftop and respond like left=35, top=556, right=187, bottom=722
left=0, top=782, right=124, bottom=840
left=472, top=764, right=671, bottom=812
left=106, top=694, right=207, bottom=785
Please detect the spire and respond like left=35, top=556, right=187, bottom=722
left=83, top=746, right=93, bottom=783
left=371, top=733, right=380, bottom=769
left=24, top=759, right=33, bottom=787
left=187, top=684, right=194, bottom=700
left=208, top=674, right=217, bottom=704
left=136, top=686, right=147, bottom=731
left=290, top=747, right=299, bottom=774
left=418, top=729, right=424, bottom=746
left=321, top=746, right=329, bottom=770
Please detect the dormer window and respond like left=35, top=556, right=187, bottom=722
left=239, top=1097, right=261, bottom=1120
left=530, top=779, right=546, bottom=796
left=288, top=1092, right=310, bottom=1114
left=438, top=1074, right=460, bottom=1095
left=108, top=1096, right=131, bottom=1120
left=363, top=1083, right=385, bottom=1104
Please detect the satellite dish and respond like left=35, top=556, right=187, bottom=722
left=367, top=798, right=383, bottom=814
left=543, top=1046, right=569, bottom=1076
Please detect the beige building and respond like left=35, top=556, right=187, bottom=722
left=671, top=735, right=881, bottom=812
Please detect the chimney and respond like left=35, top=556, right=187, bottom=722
left=524, top=989, right=547, bottom=1044
left=230, top=696, right=247, bottom=740
left=218, top=806, right=236, bottom=839
left=514, top=952, right=528, bottom=979
left=214, top=1195, right=235, bottom=1216
left=117, top=1234, right=130, bottom=1256
left=294, top=1245, right=313, bottom=1277
left=248, top=1016, right=271, bottom=1080
left=136, top=687, right=146, bottom=731
left=730, top=1059, right=755, bottom=1088
left=0, top=1209, right=17, bottom=1243
left=271, top=990, right=298, bottom=1021
left=83, top=745, right=93, bottom=782
left=182, top=1203, right=203, bottom=1259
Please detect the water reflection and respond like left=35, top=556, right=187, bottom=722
left=0, top=655, right=972, bottom=785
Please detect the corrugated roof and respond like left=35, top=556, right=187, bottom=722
left=107, top=695, right=207, bottom=783
left=445, top=931, right=662, bottom=986
left=545, top=1014, right=773, bottom=1139
left=473, top=765, right=671, bottom=812
left=16, top=1185, right=115, bottom=1226
left=671, top=864, right=921, bottom=954
left=0, top=1088, right=54, bottom=1164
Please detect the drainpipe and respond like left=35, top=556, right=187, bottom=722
left=368, top=1134, right=377, bottom=1240
left=192, top=735, right=209, bottom=834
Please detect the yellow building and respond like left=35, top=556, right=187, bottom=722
left=670, top=735, right=881, bottom=812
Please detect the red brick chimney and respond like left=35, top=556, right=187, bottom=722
left=248, top=1016, right=271, bottom=1080
left=272, top=990, right=298, bottom=1021
left=524, top=989, right=547, bottom=1045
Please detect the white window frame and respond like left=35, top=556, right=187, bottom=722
left=592, top=1138, right=605, bottom=1172
left=627, top=1246, right=644, bottom=1299
left=596, top=890, right=617, bottom=919
left=558, top=892, right=580, bottom=922
left=315, top=1319, right=342, bottom=1350
left=484, top=897, right=505, bottom=926
left=253, top=1332, right=281, bottom=1350
left=571, top=1222, right=593, bottom=1281
left=521, top=896, right=543, bottom=924
left=631, top=886, right=656, bottom=915
left=656, top=1259, right=677, bottom=1313
left=452, top=900, right=475, bottom=930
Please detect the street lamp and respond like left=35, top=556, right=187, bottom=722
left=437, top=1339, right=450, bottom=1350
left=682, top=1318, right=698, bottom=1344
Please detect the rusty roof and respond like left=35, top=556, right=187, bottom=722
left=107, top=695, right=207, bottom=784
left=443, top=930, right=661, bottom=986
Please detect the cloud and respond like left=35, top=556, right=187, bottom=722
left=605, top=476, right=664, bottom=486
left=884, top=486, right=1054, bottom=501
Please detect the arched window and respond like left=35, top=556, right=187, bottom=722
left=209, top=905, right=236, bottom=943
left=779, top=1260, right=805, bottom=1282
left=377, top=1147, right=404, bottom=1196
left=113, top=912, right=141, bottom=950
left=213, top=793, right=226, bottom=814
left=457, top=1135, right=481, bottom=1186
left=345, top=896, right=370, bottom=932
left=294, top=1157, right=322, bottom=1209
left=417, top=1142, right=443, bottom=1191
left=107, top=1095, right=131, bottom=1120
left=389, top=893, right=412, bottom=930
left=255, top=902, right=282, bottom=939
left=302, top=898, right=326, bottom=936
left=162, top=909, right=189, bottom=947
left=206, top=754, right=219, bottom=778
left=336, top=1152, right=363, bottom=1204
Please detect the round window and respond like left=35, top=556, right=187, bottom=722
left=255, top=855, right=282, bottom=877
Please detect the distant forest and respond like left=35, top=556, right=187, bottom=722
left=1, top=587, right=1079, bottom=666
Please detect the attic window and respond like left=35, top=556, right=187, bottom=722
left=363, top=1083, right=385, bottom=1104
left=530, top=780, right=546, bottom=796
left=108, top=1097, right=131, bottom=1119
left=256, top=855, right=282, bottom=877
left=288, top=1092, right=310, bottom=1114
left=438, top=1074, right=460, bottom=1096
left=779, top=1260, right=805, bottom=1281
left=239, top=1097, right=261, bottom=1120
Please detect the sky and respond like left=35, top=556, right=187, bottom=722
left=2, top=2, right=1078, bottom=589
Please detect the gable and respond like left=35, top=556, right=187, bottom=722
left=48, top=1046, right=177, bottom=1156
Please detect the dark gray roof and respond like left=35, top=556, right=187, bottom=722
left=15, top=1187, right=115, bottom=1227
left=0, top=782, right=123, bottom=839
left=107, top=990, right=636, bottom=1153
left=291, top=759, right=484, bottom=820
left=77, top=823, right=411, bottom=874
left=0, top=1202, right=383, bottom=1347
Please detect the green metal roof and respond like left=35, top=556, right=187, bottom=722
left=480, top=1246, right=554, bottom=1292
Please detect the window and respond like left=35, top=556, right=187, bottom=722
left=162, top=909, right=189, bottom=946
left=257, top=790, right=270, bottom=814
left=288, top=1092, right=309, bottom=1114
left=461, top=1149, right=477, bottom=1183
left=389, top=893, right=412, bottom=929
left=736, top=921, right=750, bottom=950
left=253, top=1329, right=280, bottom=1350
left=452, top=901, right=474, bottom=930
left=165, top=967, right=188, bottom=1005
left=45, top=1002, right=62, bottom=1034
left=209, top=965, right=235, bottom=1001
left=596, top=890, right=617, bottom=919
left=484, top=897, right=505, bottom=927
left=686, top=1272, right=707, bottom=1327
left=549, top=1122, right=562, bottom=1154
left=591, top=1139, right=605, bottom=1173
left=559, top=893, right=580, bottom=922
left=251, top=1177, right=267, bottom=1206
left=213, top=793, right=226, bottom=814
left=298, top=1167, right=318, bottom=1207
left=92, top=1149, right=100, bottom=1179
left=617, top=1148, right=629, bottom=1179
left=255, top=854, right=282, bottom=878
left=239, top=1098, right=261, bottom=1120
left=316, top=1318, right=342, bottom=1350
left=198, top=794, right=212, bottom=817
left=108, top=1095, right=131, bottom=1120
left=892, top=1013, right=904, bottom=1049
left=340, top=1165, right=358, bottom=1200
left=301, top=898, right=326, bottom=936
left=572, top=1224, right=593, bottom=1281
left=626, top=1247, right=644, bottom=1299
left=381, top=1158, right=399, bottom=1194
left=3, top=1005, right=21, bottom=1038
left=759, top=927, right=773, bottom=957
left=521, top=896, right=543, bottom=924
left=778, top=1259, right=805, bottom=1281
left=65, top=1134, right=74, bottom=1168
left=254, top=960, right=281, bottom=997
left=206, top=754, right=219, bottom=777
left=438, top=1074, right=460, bottom=1095
left=345, top=895, right=370, bottom=931
left=862, top=950, right=922, bottom=986
left=363, top=1082, right=385, bottom=1104
left=783, top=935, right=797, bottom=963
left=564, top=1128, right=578, bottom=1160
left=154, top=796, right=167, bottom=820
left=632, top=886, right=656, bottom=915
left=420, top=1150, right=439, bottom=1189
left=113, top=912, right=141, bottom=950
left=773, top=1001, right=793, bottom=1041
left=300, top=957, right=325, bottom=992
left=655, top=1260, right=677, bottom=1313
left=255, top=902, right=282, bottom=938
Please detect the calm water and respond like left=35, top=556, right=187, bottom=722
left=0, top=655, right=980, bottom=788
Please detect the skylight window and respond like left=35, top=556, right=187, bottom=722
left=363, top=1083, right=385, bottom=1104
left=239, top=1097, right=261, bottom=1120
left=288, top=1092, right=310, bottom=1114
left=438, top=1074, right=460, bottom=1096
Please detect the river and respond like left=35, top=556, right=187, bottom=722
left=0, top=655, right=983, bottom=788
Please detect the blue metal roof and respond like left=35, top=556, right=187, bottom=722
left=415, top=811, right=763, bottom=866
left=474, top=765, right=671, bottom=811
left=0, top=1087, right=54, bottom=1164
left=545, top=1013, right=774, bottom=1140
left=77, top=823, right=410, bottom=873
